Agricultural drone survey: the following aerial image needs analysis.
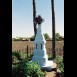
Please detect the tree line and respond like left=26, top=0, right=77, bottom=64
left=12, top=33, right=64, bottom=41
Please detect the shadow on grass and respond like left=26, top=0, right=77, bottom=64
left=48, top=57, right=53, bottom=60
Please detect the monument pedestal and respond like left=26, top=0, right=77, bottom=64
left=31, top=16, right=53, bottom=71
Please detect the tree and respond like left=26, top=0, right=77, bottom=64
left=30, top=35, right=35, bottom=41
left=30, top=33, right=50, bottom=41
left=55, top=33, right=60, bottom=41
left=33, top=0, right=37, bottom=38
left=44, top=33, right=50, bottom=40
left=51, top=0, right=56, bottom=59
left=18, top=37, right=23, bottom=41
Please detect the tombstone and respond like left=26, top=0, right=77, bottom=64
left=30, top=15, right=53, bottom=71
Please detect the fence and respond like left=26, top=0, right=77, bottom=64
left=12, top=45, right=63, bottom=58
left=12, top=45, right=64, bottom=66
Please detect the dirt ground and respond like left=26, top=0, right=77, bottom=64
left=45, top=71, right=56, bottom=77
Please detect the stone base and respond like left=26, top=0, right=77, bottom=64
left=29, top=60, right=54, bottom=71
left=41, top=60, right=53, bottom=71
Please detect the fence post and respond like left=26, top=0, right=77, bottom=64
left=30, top=47, right=31, bottom=57
left=27, top=45, right=29, bottom=58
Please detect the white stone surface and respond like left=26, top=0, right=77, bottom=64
left=31, top=24, right=53, bottom=71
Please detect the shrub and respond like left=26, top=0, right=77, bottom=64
left=22, top=62, right=46, bottom=77
left=54, top=56, right=64, bottom=72
left=12, top=61, right=46, bottom=77
left=19, top=51, right=27, bottom=60
left=12, top=59, right=29, bottom=77
left=30, top=35, right=34, bottom=41
left=44, top=33, right=50, bottom=40
left=12, top=51, right=27, bottom=61
left=55, top=33, right=61, bottom=41
left=54, top=56, right=64, bottom=77
left=12, top=52, right=21, bottom=60
left=29, top=54, right=33, bottom=59
left=12, top=55, right=19, bottom=63
left=12, top=64, right=20, bottom=77
left=30, top=33, right=50, bottom=41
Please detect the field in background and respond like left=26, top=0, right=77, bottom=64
left=12, top=41, right=64, bottom=50
left=12, top=41, right=64, bottom=56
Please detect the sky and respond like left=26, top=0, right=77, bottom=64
left=12, top=0, right=64, bottom=38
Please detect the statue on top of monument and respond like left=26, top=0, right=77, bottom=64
left=34, top=15, right=44, bottom=25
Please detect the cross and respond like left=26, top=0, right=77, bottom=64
left=35, top=15, right=44, bottom=25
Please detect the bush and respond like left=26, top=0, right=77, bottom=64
left=44, top=33, right=50, bottom=40
left=54, top=56, right=64, bottom=77
left=29, top=54, right=33, bottom=59
left=30, top=33, right=50, bottom=41
left=54, top=56, right=64, bottom=72
left=12, top=52, right=21, bottom=60
left=30, top=35, right=35, bottom=41
left=12, top=64, right=20, bottom=77
left=22, top=62, right=46, bottom=77
left=12, top=61, right=46, bottom=77
left=12, top=59, right=29, bottom=77
left=12, top=51, right=27, bottom=61
left=12, top=55, right=19, bottom=63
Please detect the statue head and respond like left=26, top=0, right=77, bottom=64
left=35, top=15, right=44, bottom=25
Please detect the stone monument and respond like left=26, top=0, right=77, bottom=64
left=31, top=15, right=53, bottom=71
